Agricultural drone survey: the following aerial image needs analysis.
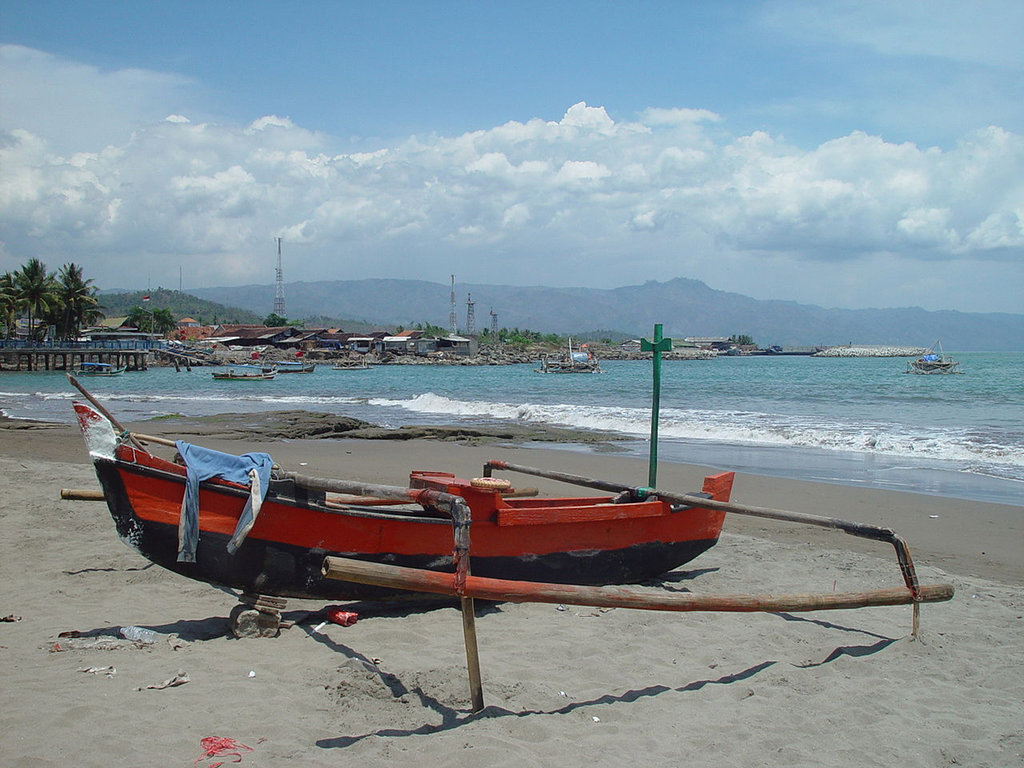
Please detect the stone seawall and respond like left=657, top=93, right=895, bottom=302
left=813, top=345, right=927, bottom=357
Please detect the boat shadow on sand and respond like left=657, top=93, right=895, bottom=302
left=52, top=567, right=899, bottom=747
left=314, top=618, right=898, bottom=750
left=309, top=574, right=899, bottom=750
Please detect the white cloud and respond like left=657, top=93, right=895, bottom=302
left=0, top=44, right=199, bottom=154
left=0, top=49, right=1021, bottom=312
left=761, top=0, right=1024, bottom=69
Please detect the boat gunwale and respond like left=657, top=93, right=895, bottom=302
left=107, top=450, right=457, bottom=526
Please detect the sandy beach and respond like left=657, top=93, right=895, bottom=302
left=1, top=416, right=1021, bottom=767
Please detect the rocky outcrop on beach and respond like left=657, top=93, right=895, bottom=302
left=813, top=345, right=927, bottom=357
left=153, top=410, right=629, bottom=448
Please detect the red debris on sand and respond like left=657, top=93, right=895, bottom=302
left=193, top=736, right=253, bottom=765
left=327, top=608, right=358, bottom=627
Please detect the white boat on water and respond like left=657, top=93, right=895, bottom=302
left=905, top=341, right=963, bottom=375
left=262, top=360, right=316, bottom=374
left=535, top=339, right=602, bottom=374
left=73, top=362, right=127, bottom=376
left=212, top=365, right=276, bottom=381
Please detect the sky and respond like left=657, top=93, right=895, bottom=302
left=1, top=0, right=1022, bottom=314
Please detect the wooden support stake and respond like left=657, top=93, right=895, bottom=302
left=460, top=596, right=485, bottom=712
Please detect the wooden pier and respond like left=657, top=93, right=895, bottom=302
left=0, top=346, right=149, bottom=372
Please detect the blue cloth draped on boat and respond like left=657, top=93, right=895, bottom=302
left=175, top=441, right=274, bottom=563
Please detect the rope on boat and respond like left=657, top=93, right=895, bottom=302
left=278, top=471, right=473, bottom=593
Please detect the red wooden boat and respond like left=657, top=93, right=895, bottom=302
left=72, top=400, right=732, bottom=603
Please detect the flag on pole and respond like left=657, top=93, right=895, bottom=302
left=142, top=295, right=151, bottom=302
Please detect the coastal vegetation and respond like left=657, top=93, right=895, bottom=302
left=98, top=287, right=261, bottom=326
left=1, top=259, right=104, bottom=341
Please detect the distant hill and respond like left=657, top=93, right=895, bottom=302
left=97, top=288, right=262, bottom=325
left=185, top=277, right=1023, bottom=351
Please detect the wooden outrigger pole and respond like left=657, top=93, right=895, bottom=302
left=323, top=457, right=954, bottom=712
left=481, top=458, right=929, bottom=605
left=323, top=557, right=953, bottom=614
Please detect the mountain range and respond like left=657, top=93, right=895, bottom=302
left=187, top=277, right=1023, bottom=351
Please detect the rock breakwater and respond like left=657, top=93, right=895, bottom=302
left=814, top=345, right=927, bottom=357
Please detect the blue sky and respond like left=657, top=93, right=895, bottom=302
left=1, top=0, right=1022, bottom=314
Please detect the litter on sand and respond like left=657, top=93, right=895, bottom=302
left=193, top=736, right=253, bottom=765
left=138, top=670, right=190, bottom=690
left=79, top=666, right=116, bottom=677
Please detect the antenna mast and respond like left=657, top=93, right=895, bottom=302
left=490, top=308, right=498, bottom=336
left=273, top=238, right=286, bottom=318
left=449, top=275, right=457, bottom=334
left=466, top=293, right=476, bottom=336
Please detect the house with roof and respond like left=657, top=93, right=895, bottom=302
left=207, top=325, right=299, bottom=348
left=435, top=334, right=476, bottom=356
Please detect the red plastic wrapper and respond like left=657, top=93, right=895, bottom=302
left=327, top=608, right=358, bottom=626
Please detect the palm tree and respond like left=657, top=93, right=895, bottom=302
left=53, top=263, right=103, bottom=340
left=14, top=258, right=58, bottom=342
left=0, top=272, right=17, bottom=338
left=126, top=305, right=176, bottom=336
left=126, top=305, right=154, bottom=333
left=150, top=307, right=177, bottom=336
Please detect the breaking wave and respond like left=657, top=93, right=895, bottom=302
left=369, top=392, right=1024, bottom=482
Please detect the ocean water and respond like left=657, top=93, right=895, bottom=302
left=2, top=351, right=1022, bottom=506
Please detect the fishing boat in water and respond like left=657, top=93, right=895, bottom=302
left=906, top=341, right=963, bottom=375
left=211, top=365, right=276, bottom=381
left=264, top=360, right=316, bottom=374
left=73, top=362, right=127, bottom=377
left=535, top=339, right=602, bottom=373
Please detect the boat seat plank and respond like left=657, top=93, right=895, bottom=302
left=497, top=502, right=665, bottom=526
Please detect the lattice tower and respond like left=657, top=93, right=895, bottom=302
left=449, top=275, right=457, bottom=334
left=466, top=293, right=476, bottom=336
left=273, top=238, right=286, bottom=318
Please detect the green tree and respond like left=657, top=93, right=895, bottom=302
left=126, top=305, right=176, bottom=336
left=126, top=305, right=152, bottom=333
left=53, top=263, right=103, bottom=340
left=263, top=312, right=287, bottom=327
left=15, top=258, right=58, bottom=341
left=151, top=307, right=177, bottom=335
left=0, top=272, right=16, bottom=338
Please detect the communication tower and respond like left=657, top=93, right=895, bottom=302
left=466, top=293, right=476, bottom=336
left=490, top=308, right=498, bottom=336
left=273, top=238, right=286, bottom=318
left=449, top=275, right=457, bottom=334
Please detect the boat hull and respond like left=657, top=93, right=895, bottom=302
left=76, top=403, right=730, bottom=602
